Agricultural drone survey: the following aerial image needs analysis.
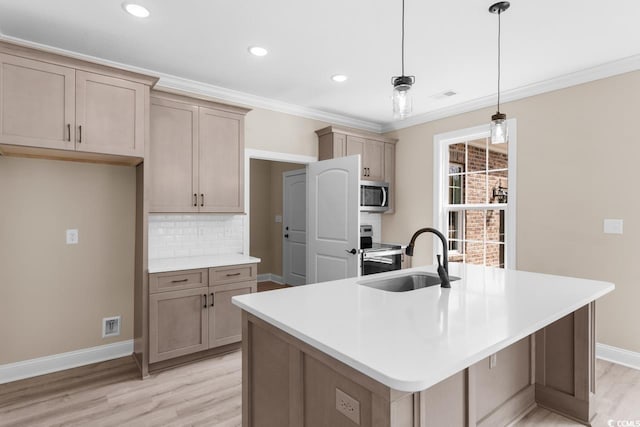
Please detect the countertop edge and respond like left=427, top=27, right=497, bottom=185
left=149, top=255, right=261, bottom=274
left=233, top=282, right=615, bottom=392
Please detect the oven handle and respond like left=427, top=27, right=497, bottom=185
left=381, top=186, right=387, bottom=207
left=362, top=249, right=403, bottom=259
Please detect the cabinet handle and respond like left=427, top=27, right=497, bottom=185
left=210, top=292, right=215, bottom=306
left=171, top=278, right=188, bottom=283
left=200, top=193, right=204, bottom=207
left=78, top=125, right=82, bottom=143
left=203, top=294, right=207, bottom=308
left=226, top=272, right=241, bottom=277
left=193, top=193, right=197, bottom=207
left=67, top=124, right=71, bottom=142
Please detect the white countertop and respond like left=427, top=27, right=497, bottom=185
left=232, top=263, right=614, bottom=392
left=148, top=255, right=261, bottom=273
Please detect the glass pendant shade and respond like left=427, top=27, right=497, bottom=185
left=392, top=76, right=414, bottom=120
left=490, top=112, right=508, bottom=144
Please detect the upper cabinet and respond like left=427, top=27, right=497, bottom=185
left=316, top=126, right=398, bottom=213
left=149, top=92, right=249, bottom=213
left=0, top=42, right=156, bottom=164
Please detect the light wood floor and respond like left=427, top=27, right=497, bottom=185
left=257, top=281, right=290, bottom=292
left=1, top=353, right=638, bottom=427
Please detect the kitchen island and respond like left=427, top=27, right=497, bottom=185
left=232, top=263, right=614, bottom=427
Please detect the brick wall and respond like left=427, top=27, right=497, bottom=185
left=448, top=139, right=508, bottom=267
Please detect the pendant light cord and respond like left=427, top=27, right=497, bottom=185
left=497, top=9, right=501, bottom=112
left=401, top=0, right=405, bottom=76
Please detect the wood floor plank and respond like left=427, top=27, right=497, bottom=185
left=1, top=351, right=637, bottom=427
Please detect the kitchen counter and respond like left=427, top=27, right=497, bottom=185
left=148, top=254, right=261, bottom=273
left=233, top=263, right=613, bottom=392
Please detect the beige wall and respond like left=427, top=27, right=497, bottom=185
left=383, top=71, right=640, bottom=353
left=245, top=107, right=327, bottom=157
left=0, top=157, right=135, bottom=364
left=249, top=159, right=301, bottom=277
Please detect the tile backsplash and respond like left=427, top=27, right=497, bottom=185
left=148, top=214, right=244, bottom=260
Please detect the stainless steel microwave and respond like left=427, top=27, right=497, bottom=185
left=360, top=181, right=389, bottom=212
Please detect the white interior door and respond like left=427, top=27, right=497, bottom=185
left=307, top=155, right=360, bottom=284
left=283, top=169, right=307, bottom=286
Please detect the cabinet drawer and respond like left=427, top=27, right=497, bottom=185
left=210, top=264, right=257, bottom=285
left=149, top=269, right=209, bottom=294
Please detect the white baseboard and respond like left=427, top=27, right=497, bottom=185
left=257, top=273, right=284, bottom=284
left=0, top=340, right=134, bottom=384
left=596, top=343, right=640, bottom=371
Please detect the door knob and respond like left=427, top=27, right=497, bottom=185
left=345, top=248, right=357, bottom=255
left=285, top=226, right=289, bottom=230
left=284, top=234, right=289, bottom=238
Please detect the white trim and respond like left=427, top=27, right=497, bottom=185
left=243, top=149, right=316, bottom=259
left=0, top=34, right=383, bottom=134
left=0, top=340, right=133, bottom=384
left=433, top=120, right=517, bottom=268
left=596, top=343, right=640, bottom=371
left=257, top=273, right=285, bottom=284
left=383, top=54, right=640, bottom=132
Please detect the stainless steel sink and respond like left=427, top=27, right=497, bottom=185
left=358, top=273, right=460, bottom=292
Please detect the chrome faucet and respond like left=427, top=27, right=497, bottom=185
left=405, top=228, right=451, bottom=288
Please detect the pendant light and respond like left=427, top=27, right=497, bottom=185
left=391, top=0, right=414, bottom=120
left=489, top=1, right=510, bottom=144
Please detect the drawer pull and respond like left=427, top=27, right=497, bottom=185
left=203, top=294, right=207, bottom=308
left=171, top=278, right=189, bottom=283
left=200, top=193, right=204, bottom=207
left=210, top=292, right=215, bottom=306
left=193, top=193, right=197, bottom=207
left=67, top=124, right=71, bottom=142
left=78, top=125, right=82, bottom=143
left=226, top=272, right=241, bottom=277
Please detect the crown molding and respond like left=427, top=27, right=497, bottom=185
left=156, top=75, right=383, bottom=133
left=2, top=34, right=638, bottom=136
left=382, top=54, right=640, bottom=133
left=0, top=34, right=383, bottom=134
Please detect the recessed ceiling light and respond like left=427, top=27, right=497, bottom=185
left=122, top=3, right=150, bottom=18
left=331, top=74, right=348, bottom=83
left=248, top=46, right=268, bottom=57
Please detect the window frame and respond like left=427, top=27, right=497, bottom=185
left=433, top=120, right=517, bottom=269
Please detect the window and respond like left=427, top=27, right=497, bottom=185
left=434, top=122, right=516, bottom=268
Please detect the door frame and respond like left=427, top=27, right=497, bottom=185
left=244, top=149, right=316, bottom=280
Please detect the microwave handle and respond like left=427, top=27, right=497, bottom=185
left=381, top=186, right=387, bottom=207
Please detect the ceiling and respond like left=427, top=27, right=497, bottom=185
left=1, top=0, right=639, bottom=131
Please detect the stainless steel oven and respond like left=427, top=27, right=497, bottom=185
left=361, top=245, right=403, bottom=276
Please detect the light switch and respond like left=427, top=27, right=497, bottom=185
left=66, top=229, right=79, bottom=244
left=275, top=215, right=282, bottom=223
left=603, top=219, right=623, bottom=235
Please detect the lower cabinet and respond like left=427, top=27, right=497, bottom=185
left=149, top=264, right=257, bottom=364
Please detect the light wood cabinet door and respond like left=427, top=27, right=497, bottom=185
left=149, top=287, right=209, bottom=363
left=346, top=135, right=365, bottom=179
left=198, top=107, right=244, bottom=212
left=0, top=54, right=75, bottom=150
left=209, top=281, right=256, bottom=348
left=149, top=97, right=199, bottom=212
left=75, top=71, right=145, bottom=157
left=364, top=139, right=385, bottom=181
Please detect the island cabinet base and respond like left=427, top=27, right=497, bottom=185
left=242, top=303, right=596, bottom=427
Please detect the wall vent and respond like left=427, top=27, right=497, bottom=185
left=102, top=316, right=121, bottom=338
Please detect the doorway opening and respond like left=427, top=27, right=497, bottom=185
left=244, top=149, right=315, bottom=287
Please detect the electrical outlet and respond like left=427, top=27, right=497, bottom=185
left=490, top=353, right=497, bottom=369
left=66, top=229, right=79, bottom=245
left=102, top=316, right=121, bottom=338
left=336, top=388, right=360, bottom=425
